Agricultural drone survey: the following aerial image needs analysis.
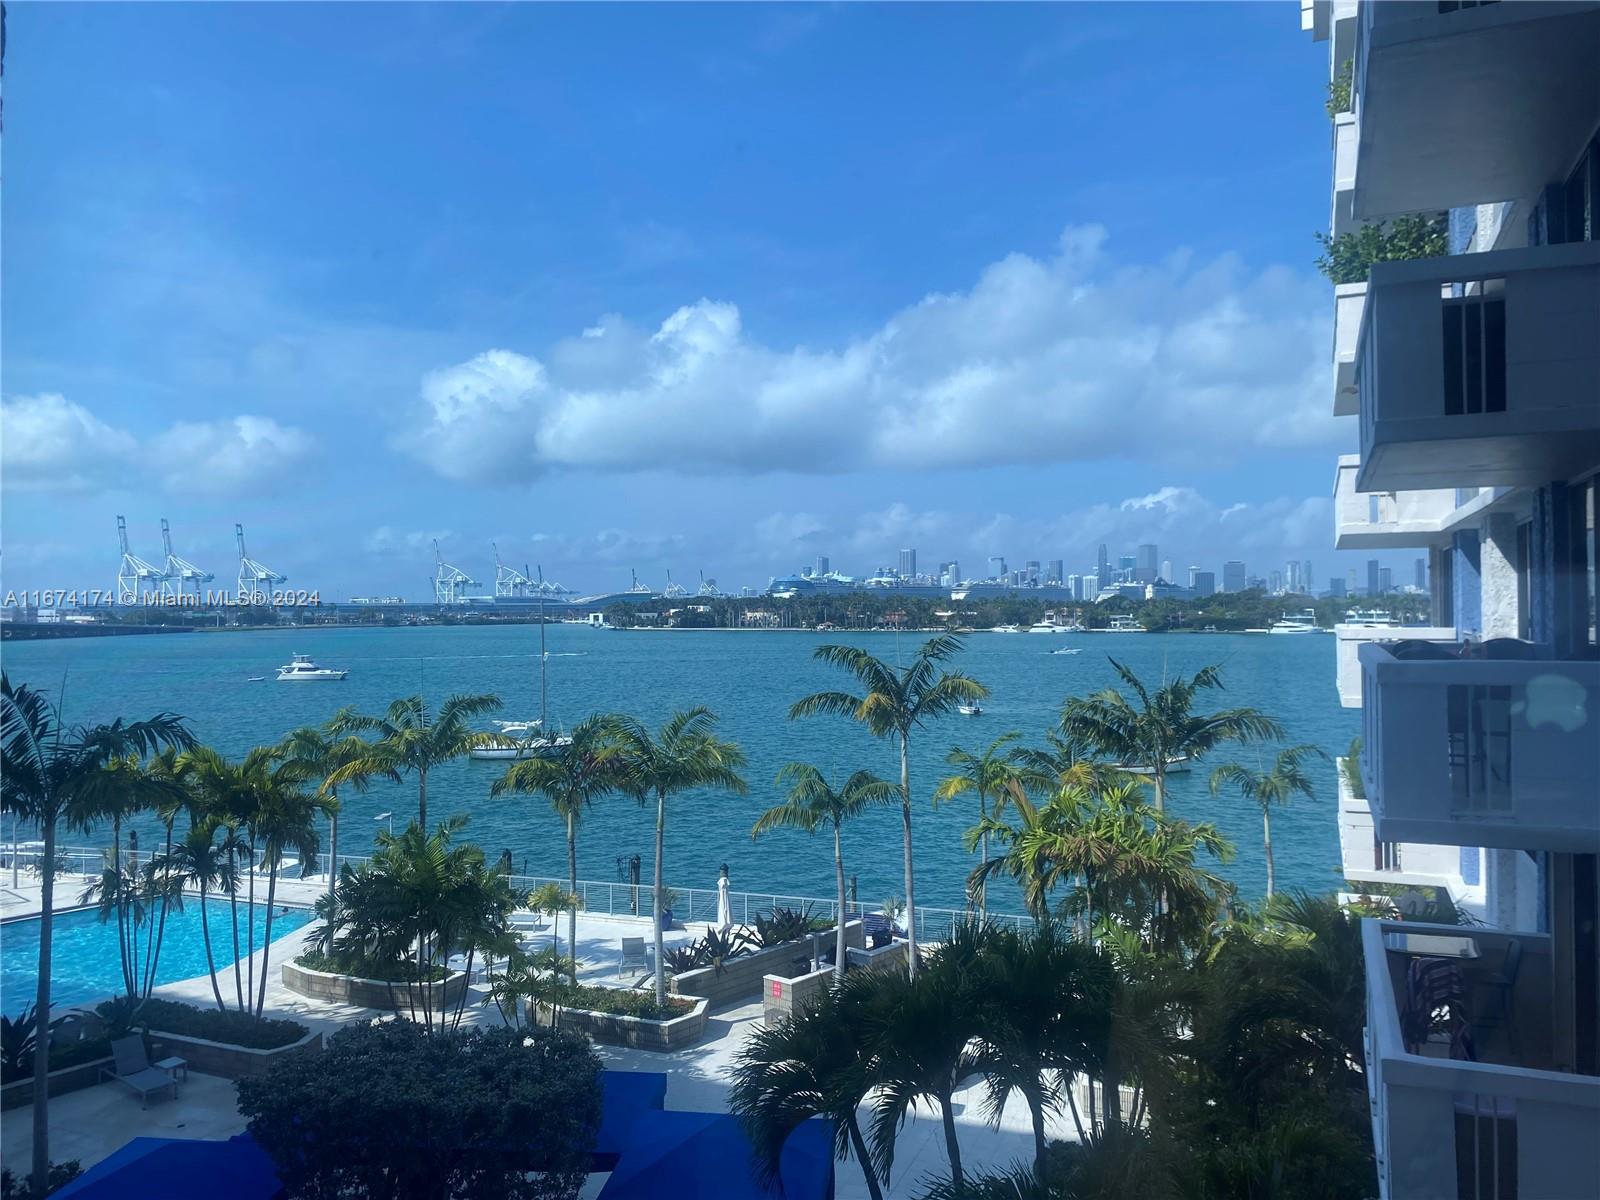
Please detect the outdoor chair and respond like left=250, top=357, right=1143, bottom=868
left=101, top=1035, right=180, bottom=1109
left=1474, top=939, right=1524, bottom=1056
left=618, top=937, right=649, bottom=982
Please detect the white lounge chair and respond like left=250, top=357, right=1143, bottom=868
left=618, top=937, right=649, bottom=982
left=101, top=1035, right=179, bottom=1109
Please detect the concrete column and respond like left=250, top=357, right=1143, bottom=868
left=1480, top=513, right=1521, bottom=639
left=1450, top=530, right=1482, bottom=637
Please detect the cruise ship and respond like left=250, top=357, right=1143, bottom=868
left=1304, top=4, right=1600, bottom=1196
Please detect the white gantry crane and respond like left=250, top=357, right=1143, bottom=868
left=697, top=570, right=721, bottom=598
left=160, top=518, right=214, bottom=601
left=662, top=570, right=688, bottom=599
left=433, top=540, right=480, bottom=606
left=493, top=544, right=536, bottom=598
left=116, top=516, right=168, bottom=606
left=236, top=522, right=287, bottom=604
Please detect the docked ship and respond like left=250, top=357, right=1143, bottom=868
left=1268, top=608, right=1323, bottom=634
left=276, top=654, right=348, bottom=681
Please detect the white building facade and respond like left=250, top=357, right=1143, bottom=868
left=1305, top=3, right=1599, bottom=1198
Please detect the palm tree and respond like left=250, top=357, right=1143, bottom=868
left=1208, top=744, right=1328, bottom=897
left=329, top=692, right=502, bottom=827
left=754, top=765, right=899, bottom=981
left=0, top=674, right=192, bottom=1196
left=730, top=983, right=885, bottom=1200
left=936, top=733, right=1027, bottom=916
left=608, top=709, right=747, bottom=1007
left=490, top=715, right=624, bottom=980
left=159, top=822, right=236, bottom=1010
left=1060, top=660, right=1281, bottom=813
left=245, top=754, right=328, bottom=1018
left=278, top=719, right=397, bottom=910
left=791, top=635, right=987, bottom=976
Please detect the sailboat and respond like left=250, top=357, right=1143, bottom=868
left=470, top=566, right=572, bottom=762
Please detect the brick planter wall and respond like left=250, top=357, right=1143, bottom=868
left=0, top=1056, right=113, bottom=1112
left=670, top=920, right=865, bottom=1010
left=282, top=960, right=467, bottom=1013
left=147, top=1026, right=323, bottom=1080
left=545, top=996, right=710, bottom=1051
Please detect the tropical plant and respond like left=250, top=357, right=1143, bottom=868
left=791, top=635, right=987, bottom=976
left=607, top=708, right=747, bottom=1007
left=754, top=766, right=898, bottom=980
left=491, top=715, right=624, bottom=980
left=0, top=1004, right=48, bottom=1081
left=1059, top=659, right=1281, bottom=813
left=526, top=881, right=581, bottom=966
left=936, top=734, right=1028, bottom=916
left=239, top=1020, right=602, bottom=1200
left=1341, top=736, right=1363, bottom=799
left=1209, top=744, right=1329, bottom=897
left=1325, top=58, right=1352, bottom=118
left=0, top=673, right=192, bottom=1196
left=328, top=692, right=502, bottom=827
left=278, top=720, right=396, bottom=910
left=157, top=822, right=238, bottom=1010
left=1314, top=213, right=1448, bottom=285
left=730, top=982, right=886, bottom=1200
left=0, top=1161, right=83, bottom=1200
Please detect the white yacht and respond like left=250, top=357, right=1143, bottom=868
left=1097, top=615, right=1145, bottom=633
left=957, top=702, right=983, bottom=716
left=276, top=654, right=348, bottom=681
left=1342, top=607, right=1397, bottom=627
left=990, top=624, right=1023, bottom=634
left=1268, top=608, right=1321, bottom=635
left=469, top=720, right=572, bottom=761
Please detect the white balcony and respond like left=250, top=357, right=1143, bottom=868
left=1355, top=241, right=1600, bottom=493
left=1359, top=642, right=1600, bottom=853
left=1337, top=760, right=1475, bottom=894
left=1332, top=281, right=1365, bottom=416
left=1330, top=113, right=1358, bottom=240
left=1363, top=919, right=1600, bottom=1200
left=1333, top=455, right=1458, bottom=549
left=1351, top=0, right=1600, bottom=219
left=1334, top=621, right=1457, bottom=708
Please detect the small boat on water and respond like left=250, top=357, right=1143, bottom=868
left=469, top=720, right=572, bottom=761
left=1051, top=647, right=1083, bottom=655
left=1269, top=608, right=1322, bottom=635
left=1115, top=755, right=1194, bottom=776
left=991, top=625, right=1023, bottom=634
left=957, top=702, right=984, bottom=716
left=276, top=654, right=348, bottom=681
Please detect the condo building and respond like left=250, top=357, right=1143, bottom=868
left=1306, top=2, right=1599, bottom=1197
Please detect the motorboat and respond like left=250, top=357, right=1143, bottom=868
left=1050, top=647, right=1083, bottom=655
left=1269, top=609, right=1321, bottom=634
left=957, top=702, right=983, bottom=716
left=276, top=654, right=348, bottom=681
left=990, top=624, right=1023, bottom=634
left=1115, top=755, right=1194, bottom=776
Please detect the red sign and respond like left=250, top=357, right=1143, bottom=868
left=770, top=981, right=782, bottom=998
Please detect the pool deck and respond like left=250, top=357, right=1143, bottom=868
left=1, top=876, right=1055, bottom=1195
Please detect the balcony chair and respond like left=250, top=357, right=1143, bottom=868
left=1473, top=938, right=1524, bottom=1058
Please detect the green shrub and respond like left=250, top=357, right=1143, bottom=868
left=0, top=1034, right=114, bottom=1085
left=1, top=1161, right=83, bottom=1200
left=295, top=950, right=447, bottom=983
left=562, top=984, right=696, bottom=1021
left=1326, top=59, right=1352, bottom=117
left=97, top=998, right=308, bottom=1051
left=1342, top=739, right=1364, bottom=799
left=1315, top=214, right=1448, bottom=285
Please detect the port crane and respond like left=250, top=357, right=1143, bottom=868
left=160, top=518, right=214, bottom=601
left=433, top=540, right=481, bottom=606
left=236, top=523, right=287, bottom=604
left=116, top=516, right=168, bottom=606
left=662, top=570, right=688, bottom=599
left=493, top=544, right=536, bottom=598
left=697, top=570, right=722, bottom=598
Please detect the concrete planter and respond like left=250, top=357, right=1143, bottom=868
left=546, top=995, right=710, bottom=1052
left=147, top=1026, right=323, bottom=1080
left=282, top=960, right=468, bottom=1013
left=671, top=920, right=864, bottom=1010
left=0, top=1056, right=113, bottom=1112
left=763, top=938, right=910, bottom=1026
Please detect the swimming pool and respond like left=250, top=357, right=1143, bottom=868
left=1, top=901, right=314, bottom=1014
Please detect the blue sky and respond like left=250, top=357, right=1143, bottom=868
left=3, top=2, right=1389, bottom=600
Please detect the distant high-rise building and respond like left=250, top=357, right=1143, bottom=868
left=1137, top=544, right=1158, bottom=573
left=1347, top=568, right=1358, bottom=596
left=1327, top=577, right=1348, bottom=598
left=1366, top=559, right=1381, bottom=597
left=1286, top=561, right=1302, bottom=593
left=940, top=560, right=961, bottom=586
left=1160, top=559, right=1174, bottom=584
left=1379, top=566, right=1394, bottom=595
left=898, top=548, right=917, bottom=580
left=1415, top=557, right=1428, bottom=592
left=1024, top=560, right=1041, bottom=584
left=1270, top=569, right=1284, bottom=595
left=1222, top=560, right=1246, bottom=593
left=1047, top=559, right=1064, bottom=585
left=1303, top=560, right=1314, bottom=591
left=813, top=556, right=829, bottom=577
left=1191, top=570, right=1216, bottom=597
left=1096, top=544, right=1110, bottom=590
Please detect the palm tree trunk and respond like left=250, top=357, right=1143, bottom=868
left=199, top=884, right=226, bottom=1011
left=255, top=865, right=278, bottom=1019
left=567, top=809, right=579, bottom=983
left=844, top=1113, right=884, bottom=1200
left=653, top=787, right=666, bottom=1008
left=1025, top=1084, right=1048, bottom=1181
left=937, top=1090, right=964, bottom=1186
left=418, top=765, right=427, bottom=830
left=832, top=823, right=847, bottom=983
left=978, top=786, right=988, bottom=920
left=900, top=731, right=917, bottom=980
left=29, top=818, right=57, bottom=1197
left=228, top=850, right=244, bottom=1012
left=328, top=800, right=338, bottom=913
left=1263, top=807, right=1275, bottom=898
left=246, top=838, right=257, bottom=1009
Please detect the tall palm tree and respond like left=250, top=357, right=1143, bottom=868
left=243, top=751, right=328, bottom=1018
left=936, top=733, right=1027, bottom=917
left=159, top=822, right=236, bottom=1010
left=491, top=715, right=625, bottom=981
left=278, top=719, right=396, bottom=909
left=730, top=982, right=885, bottom=1200
left=1060, top=660, right=1281, bottom=812
left=791, top=635, right=987, bottom=976
left=607, top=708, right=747, bottom=1007
left=0, top=674, right=192, bottom=1196
left=754, top=765, right=899, bottom=981
left=329, top=692, right=502, bottom=827
left=1208, top=744, right=1328, bottom=897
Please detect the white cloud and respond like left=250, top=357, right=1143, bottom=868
left=1, top=394, right=315, bottom=495
left=399, top=226, right=1334, bottom=483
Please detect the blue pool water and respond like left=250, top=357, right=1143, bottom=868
left=1, top=901, right=313, bottom=1015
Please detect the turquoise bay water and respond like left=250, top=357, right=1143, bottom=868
left=2, top=902, right=313, bottom=1014
left=0, top=626, right=1355, bottom=913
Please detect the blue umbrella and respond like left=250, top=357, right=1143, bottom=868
left=598, top=1109, right=834, bottom=1200
left=52, top=1134, right=282, bottom=1199
left=593, top=1070, right=669, bottom=1170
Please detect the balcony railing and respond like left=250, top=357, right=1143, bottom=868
left=1351, top=0, right=1600, bottom=219
left=1333, top=455, right=1457, bottom=549
left=1336, top=760, right=1474, bottom=892
left=1334, top=621, right=1457, bottom=709
left=1363, top=919, right=1600, bottom=1200
left=1359, top=642, right=1600, bottom=852
left=1355, top=241, right=1600, bottom=493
